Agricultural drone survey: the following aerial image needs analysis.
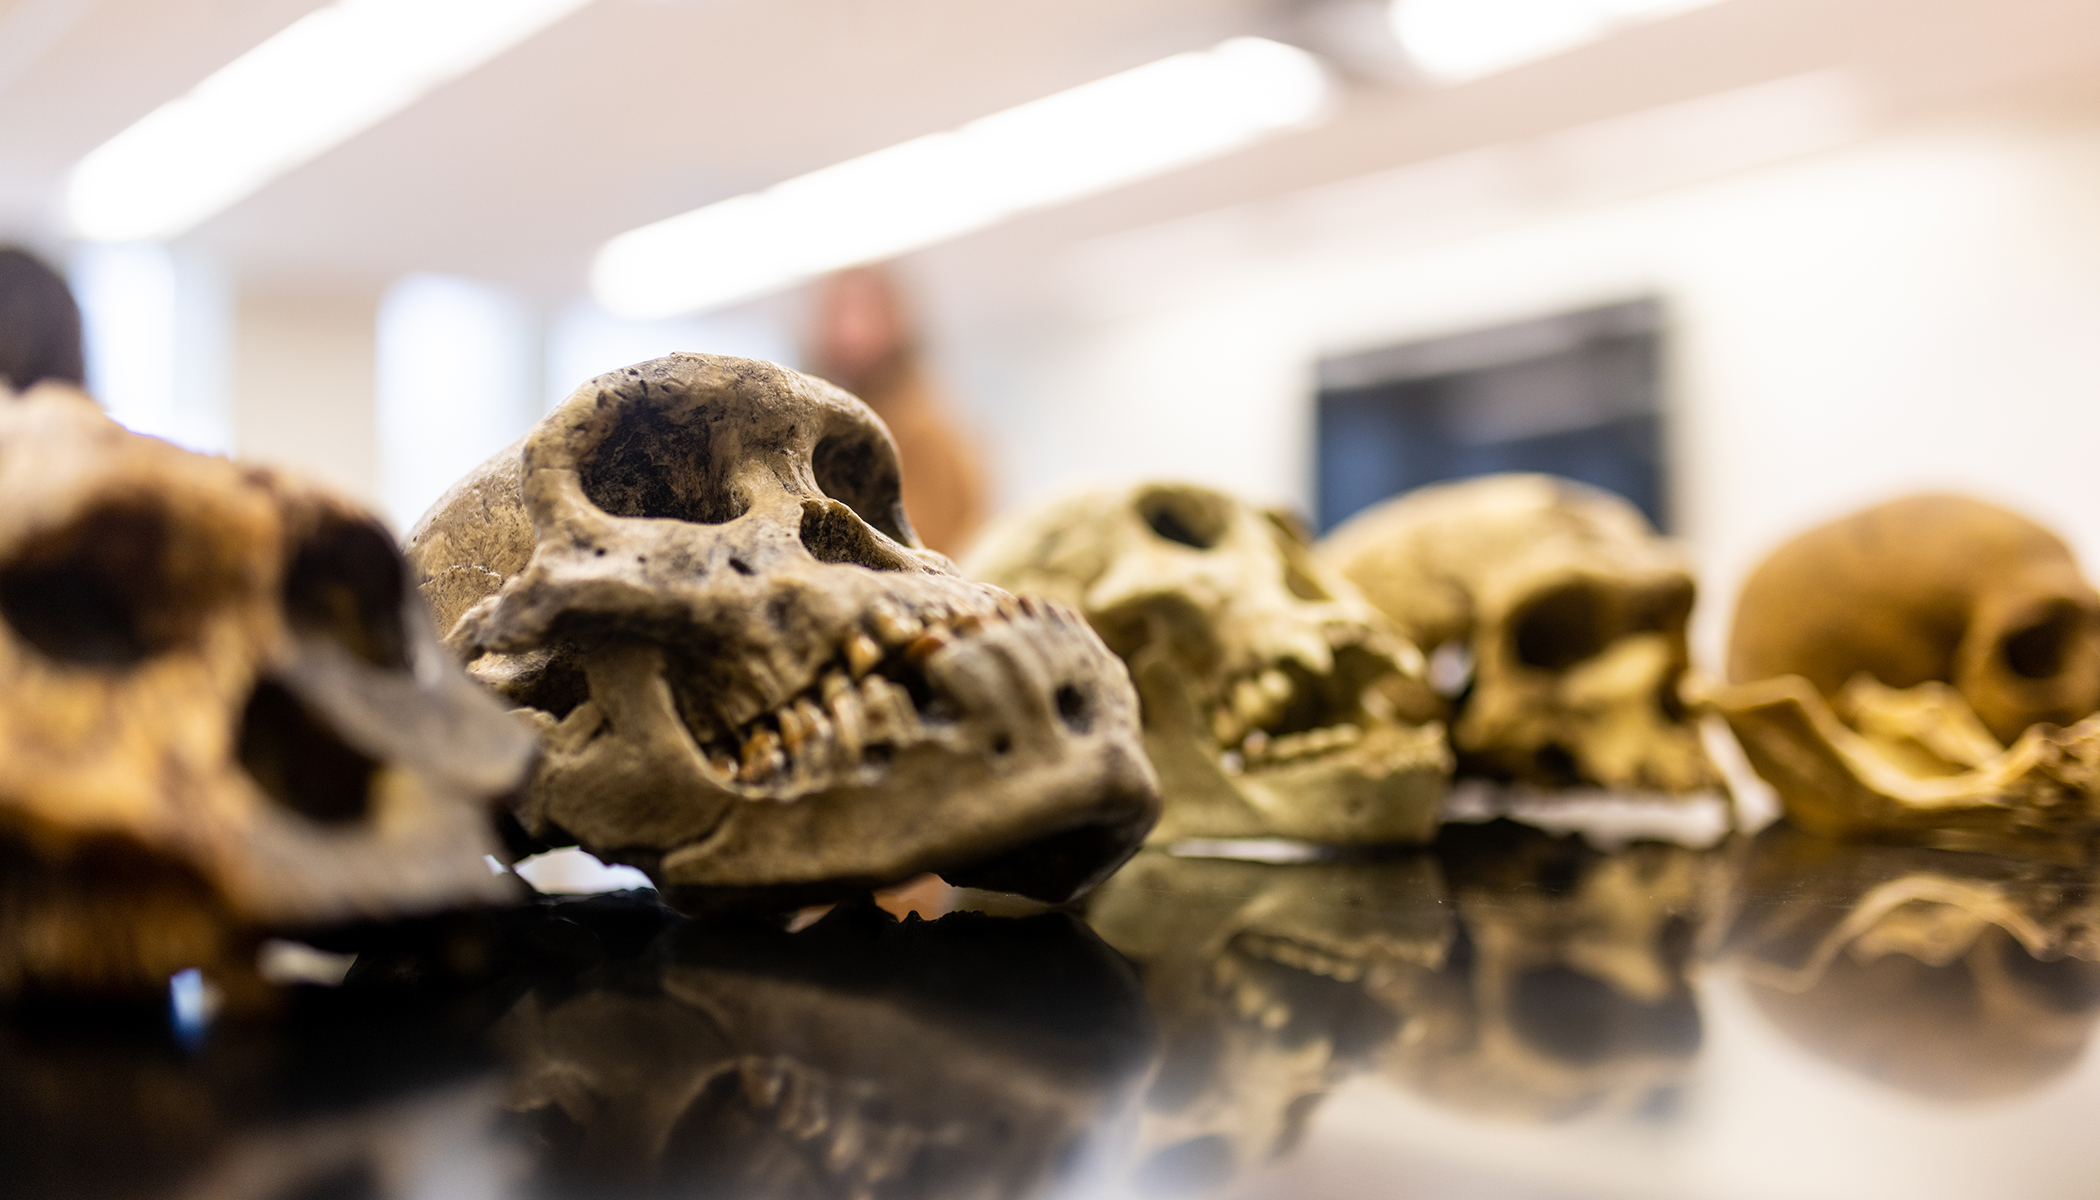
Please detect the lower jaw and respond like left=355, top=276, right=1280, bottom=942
left=1146, top=722, right=1450, bottom=846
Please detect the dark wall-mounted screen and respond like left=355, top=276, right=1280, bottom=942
left=1314, top=299, right=1666, bottom=533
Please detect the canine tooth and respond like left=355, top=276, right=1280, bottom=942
left=1259, top=669, right=1292, bottom=702
left=741, top=729, right=784, bottom=781
left=845, top=630, right=884, bottom=677
left=830, top=691, right=865, bottom=762
left=870, top=607, right=922, bottom=646
left=905, top=627, right=951, bottom=662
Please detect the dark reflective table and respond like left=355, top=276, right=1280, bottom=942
left=8, top=813, right=2099, bottom=1200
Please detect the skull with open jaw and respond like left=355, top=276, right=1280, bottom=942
left=966, top=483, right=1449, bottom=845
left=409, top=354, right=1157, bottom=913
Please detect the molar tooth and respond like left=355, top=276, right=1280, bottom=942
left=822, top=671, right=852, bottom=704
left=845, top=630, right=884, bottom=677
left=905, top=626, right=952, bottom=663
left=1233, top=678, right=1270, bottom=724
left=1268, top=731, right=1309, bottom=760
left=741, top=729, right=784, bottom=782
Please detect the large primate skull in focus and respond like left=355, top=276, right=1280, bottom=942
left=1719, top=495, right=2100, bottom=840
left=1320, top=474, right=1718, bottom=794
left=409, top=355, right=1156, bottom=912
left=0, top=392, right=531, bottom=1000
left=965, top=483, right=1449, bottom=845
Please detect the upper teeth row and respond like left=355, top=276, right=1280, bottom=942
left=1209, top=667, right=1298, bottom=746
left=719, top=592, right=1058, bottom=788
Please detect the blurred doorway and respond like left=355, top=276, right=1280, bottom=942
left=1314, top=299, right=1666, bottom=532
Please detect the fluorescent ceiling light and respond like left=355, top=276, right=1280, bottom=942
left=67, top=0, right=592, bottom=242
left=1389, top=0, right=1723, bottom=83
left=592, top=37, right=1331, bottom=319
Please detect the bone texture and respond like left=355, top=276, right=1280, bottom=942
left=0, top=389, right=532, bottom=1000
left=1319, top=473, right=1719, bottom=795
left=408, top=354, right=1157, bottom=912
left=965, top=482, right=1449, bottom=845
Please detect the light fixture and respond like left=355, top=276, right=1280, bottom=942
left=1388, top=0, right=1723, bottom=83
left=591, top=36, right=1332, bottom=319
left=67, top=0, right=593, bottom=242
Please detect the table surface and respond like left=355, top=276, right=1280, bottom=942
left=8, top=811, right=2096, bottom=1200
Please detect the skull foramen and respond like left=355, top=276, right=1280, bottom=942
left=1319, top=474, right=1719, bottom=794
left=965, top=483, right=1449, bottom=845
left=408, top=355, right=1157, bottom=912
left=0, top=391, right=532, bottom=999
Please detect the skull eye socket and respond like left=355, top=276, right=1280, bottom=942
left=284, top=515, right=410, bottom=670
left=0, top=499, right=230, bottom=667
left=236, top=680, right=377, bottom=825
left=812, top=430, right=913, bottom=546
left=1510, top=581, right=1609, bottom=671
left=2001, top=600, right=2084, bottom=681
left=1136, top=488, right=1227, bottom=550
left=580, top=404, right=748, bottom=525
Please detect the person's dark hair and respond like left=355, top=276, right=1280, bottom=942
left=0, top=247, right=86, bottom=392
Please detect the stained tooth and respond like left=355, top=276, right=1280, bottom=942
left=845, top=630, right=884, bottom=677
left=793, top=699, right=832, bottom=761
left=1259, top=669, right=1292, bottom=701
left=953, top=612, right=987, bottom=637
left=778, top=706, right=807, bottom=754
left=905, top=627, right=951, bottom=662
left=709, top=750, right=738, bottom=779
left=995, top=594, right=1021, bottom=619
left=1243, top=729, right=1270, bottom=757
left=870, top=607, right=923, bottom=647
left=862, top=676, right=921, bottom=742
left=822, top=671, right=852, bottom=704
left=741, top=729, right=784, bottom=782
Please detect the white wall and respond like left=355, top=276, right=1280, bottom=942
left=232, top=286, right=381, bottom=509
left=956, top=95, right=2100, bottom=666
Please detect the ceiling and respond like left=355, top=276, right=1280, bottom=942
left=2, top=0, right=2097, bottom=303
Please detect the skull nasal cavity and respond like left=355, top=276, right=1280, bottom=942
left=237, top=681, right=377, bottom=824
left=284, top=516, right=410, bottom=669
left=1512, top=582, right=1609, bottom=670
left=799, top=500, right=912, bottom=570
left=0, top=501, right=212, bottom=667
left=813, top=431, right=913, bottom=545
left=1138, top=488, right=1228, bottom=550
left=2003, top=601, right=2083, bottom=680
left=581, top=405, right=747, bottom=524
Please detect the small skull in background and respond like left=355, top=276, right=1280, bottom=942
left=1320, top=473, right=1718, bottom=794
left=964, top=483, right=1449, bottom=846
left=0, top=391, right=531, bottom=1001
left=409, top=354, right=1156, bottom=913
left=1729, top=494, right=2100, bottom=746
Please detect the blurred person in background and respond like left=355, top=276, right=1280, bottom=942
left=0, top=246, right=86, bottom=395
left=806, top=265, right=986, bottom=558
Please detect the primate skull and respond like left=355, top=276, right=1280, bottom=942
left=0, top=391, right=531, bottom=1000
left=964, top=483, right=1449, bottom=845
left=1320, top=474, right=1718, bottom=794
left=1730, top=494, right=2100, bottom=745
left=408, top=354, right=1156, bottom=912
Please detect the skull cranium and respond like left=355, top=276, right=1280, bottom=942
left=1319, top=473, right=1718, bottom=794
left=964, top=482, right=1449, bottom=845
left=408, top=354, right=1157, bottom=912
left=0, top=390, right=531, bottom=1000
